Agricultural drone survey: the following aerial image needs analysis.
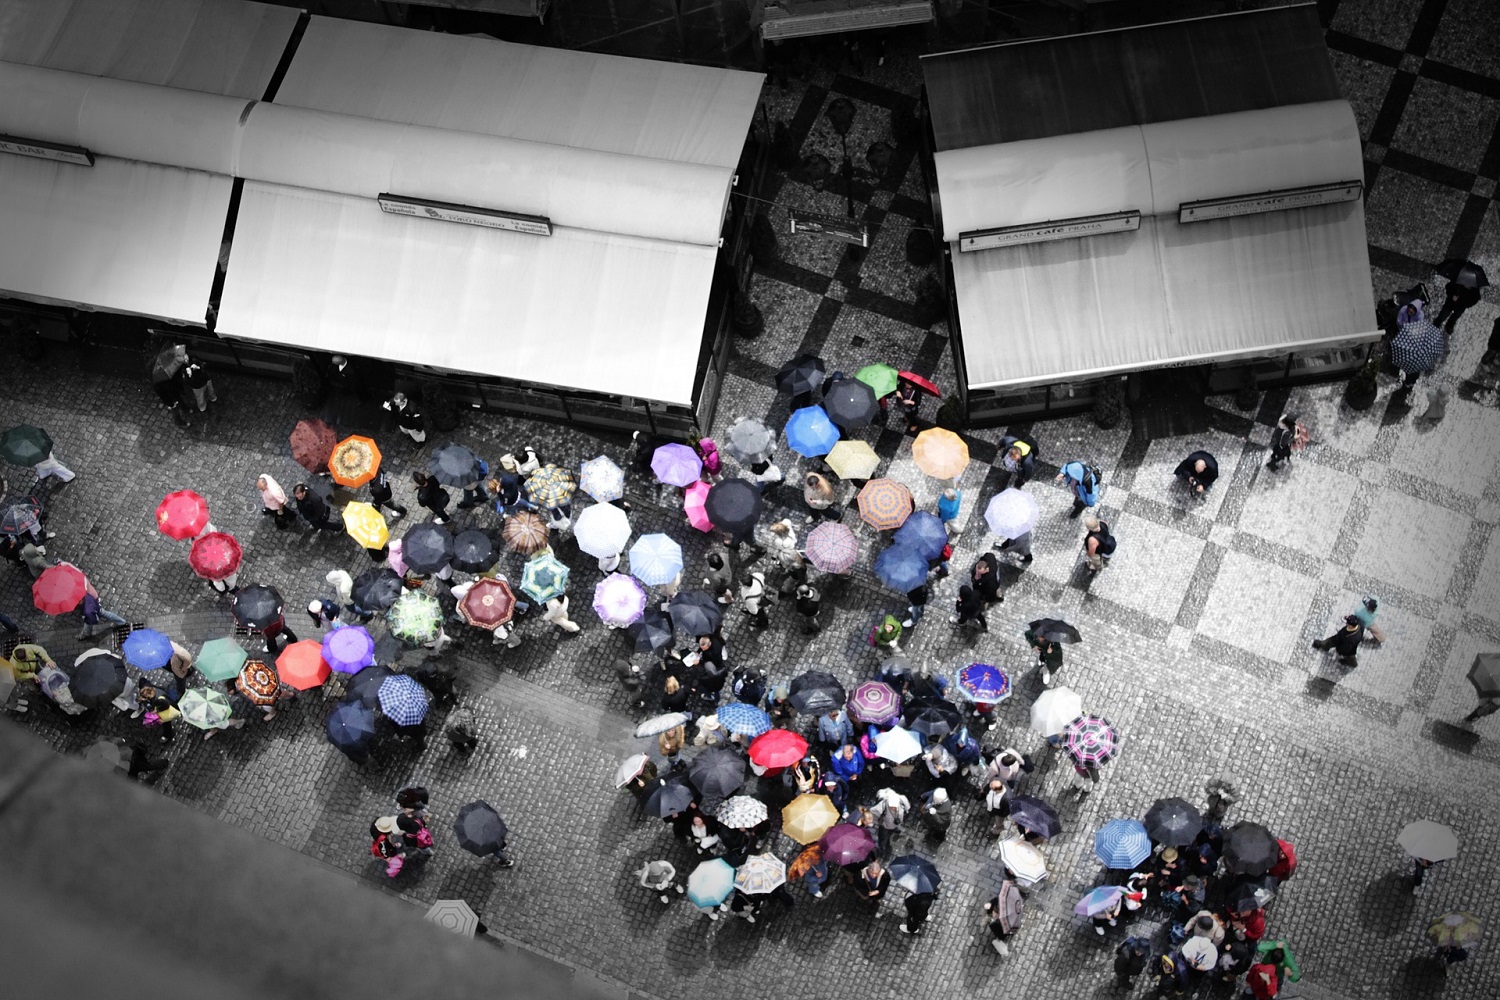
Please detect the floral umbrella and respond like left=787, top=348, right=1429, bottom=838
left=236, top=660, right=280, bottom=705
left=579, top=455, right=625, bottom=503
left=459, top=578, right=516, bottom=629
left=524, top=464, right=577, bottom=509
left=328, top=435, right=381, bottom=488
left=956, top=662, right=1011, bottom=703
left=857, top=478, right=913, bottom=531
left=1427, top=912, right=1483, bottom=948
left=155, top=490, right=210, bottom=541
left=717, top=796, right=769, bottom=830
left=501, top=511, right=550, bottom=555
left=593, top=573, right=647, bottom=627
left=805, top=522, right=859, bottom=574
left=342, top=502, right=390, bottom=551
left=188, top=532, right=241, bottom=581
left=911, top=428, right=969, bottom=480
left=321, top=625, right=376, bottom=675
left=178, top=688, right=232, bottom=730
left=289, top=418, right=337, bottom=473
left=520, top=553, right=570, bottom=603
left=734, top=853, right=787, bottom=894
left=387, top=591, right=443, bottom=643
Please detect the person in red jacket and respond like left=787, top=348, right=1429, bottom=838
left=1245, top=959, right=1279, bottom=1000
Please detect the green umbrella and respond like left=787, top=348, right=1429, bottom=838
left=178, top=688, right=232, bottom=729
left=0, top=424, right=54, bottom=466
left=521, top=553, right=570, bottom=603
left=388, top=591, right=443, bottom=643
left=196, top=637, right=249, bottom=682
left=854, top=364, right=899, bottom=399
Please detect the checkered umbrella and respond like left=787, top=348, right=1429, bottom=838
left=459, top=578, right=516, bottom=629
left=825, top=439, right=880, bottom=480
left=235, top=660, right=279, bottom=705
left=378, top=674, right=431, bottom=726
left=430, top=443, right=482, bottom=487
left=848, top=680, right=902, bottom=725
left=321, top=625, right=376, bottom=675
left=716, top=701, right=772, bottom=738
left=1094, top=819, right=1153, bottom=869
left=855, top=363, right=899, bottom=399
left=524, top=464, right=577, bottom=509
left=387, top=591, right=443, bottom=643
left=351, top=567, right=404, bottom=611
left=998, top=837, right=1049, bottom=888
left=683, top=480, right=713, bottom=532
left=912, top=428, right=969, bottom=480
left=804, top=522, right=859, bottom=574
left=328, top=435, right=381, bottom=488
left=957, top=662, right=1010, bottom=703
left=575, top=502, right=632, bottom=559
left=196, top=638, right=248, bottom=683
left=874, top=542, right=927, bottom=592
left=1390, top=318, right=1445, bottom=375
left=893, top=510, right=947, bottom=560
left=155, top=490, right=211, bottom=540
left=189, top=532, right=242, bottom=581
left=0, top=496, right=42, bottom=536
left=857, top=479, right=913, bottom=531
left=290, top=418, right=337, bottom=472
left=735, top=853, right=787, bottom=895
left=501, top=511, right=550, bottom=555
left=782, top=794, right=841, bottom=845
left=1065, top=714, right=1120, bottom=766
left=650, top=444, right=702, bottom=487
left=520, top=553, right=570, bottom=603
left=593, top=573, right=647, bottom=627
left=726, top=418, right=775, bottom=464
left=784, top=405, right=840, bottom=457
left=687, top=858, right=736, bottom=908
left=178, top=688, right=232, bottom=730
left=121, top=628, right=174, bottom=671
left=627, top=533, right=683, bottom=587
left=984, top=488, right=1039, bottom=539
left=579, top=455, right=625, bottom=502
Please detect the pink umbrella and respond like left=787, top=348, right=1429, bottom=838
left=684, top=481, right=713, bottom=532
left=848, top=680, right=902, bottom=725
left=386, top=538, right=408, bottom=576
left=805, top=522, right=859, bottom=574
left=593, top=573, right=648, bottom=627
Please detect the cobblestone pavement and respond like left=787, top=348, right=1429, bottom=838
left=4, top=2, right=1500, bottom=998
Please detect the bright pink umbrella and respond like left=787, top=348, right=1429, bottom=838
left=156, top=490, right=211, bottom=540
left=848, top=680, right=902, bottom=725
left=684, top=481, right=712, bottom=532
left=189, top=532, right=242, bottom=581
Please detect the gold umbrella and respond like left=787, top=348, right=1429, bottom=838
left=826, top=440, right=880, bottom=480
left=912, top=428, right=969, bottom=480
left=782, top=793, right=841, bottom=845
left=501, top=511, right=551, bottom=555
left=343, top=502, right=389, bottom=550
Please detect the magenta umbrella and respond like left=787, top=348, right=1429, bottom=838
left=652, top=443, right=703, bottom=487
left=321, top=625, right=376, bottom=675
left=593, top=573, right=648, bottom=627
left=684, top=481, right=712, bottom=532
left=848, top=680, right=902, bottom=726
left=820, top=823, right=877, bottom=865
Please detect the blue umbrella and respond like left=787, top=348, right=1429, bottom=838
left=377, top=674, right=430, bottom=726
left=1094, top=818, right=1153, bottom=870
left=326, top=699, right=377, bottom=752
left=889, top=854, right=942, bottom=894
left=687, top=858, right=735, bottom=908
left=1074, top=884, right=1127, bottom=917
left=893, top=511, right=947, bottom=561
left=874, top=543, right=928, bottom=593
left=784, top=406, right=840, bottom=458
left=121, top=628, right=174, bottom=671
left=628, top=533, right=684, bottom=587
left=717, top=701, right=772, bottom=738
left=956, top=662, right=1010, bottom=703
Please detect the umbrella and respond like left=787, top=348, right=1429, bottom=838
left=351, top=567, right=404, bottom=611
left=524, top=464, right=577, bottom=509
left=784, top=406, right=840, bottom=457
left=788, top=670, right=847, bottom=715
left=1390, top=318, right=1446, bottom=376
left=820, top=823, right=876, bottom=864
left=189, top=532, right=242, bottom=581
left=626, top=608, right=674, bottom=654
left=121, top=629, right=173, bottom=671
left=1030, top=687, right=1084, bottom=737
left=578, top=456, right=625, bottom=503
left=196, top=637, right=248, bottom=682
left=1427, top=912, right=1483, bottom=947
left=855, top=363, right=899, bottom=398
left=905, top=698, right=962, bottom=741
left=651, top=444, right=702, bottom=487
left=1468, top=652, right=1500, bottom=699
left=232, top=585, right=284, bottom=631
left=773, top=353, right=825, bottom=397
left=0, top=424, right=53, bottom=466
left=178, top=688, right=232, bottom=730
left=322, top=625, right=376, bottom=674
left=593, top=573, right=647, bottom=627
left=857, top=479, right=913, bottom=530
left=613, top=753, right=651, bottom=789
left=290, top=418, right=337, bottom=472
left=276, top=639, right=331, bottom=690
left=1029, top=618, right=1084, bottom=644
left=872, top=726, right=923, bottom=763
left=451, top=529, right=497, bottom=573
left=1144, top=797, right=1203, bottom=847
left=425, top=900, right=479, bottom=938
left=667, top=591, right=721, bottom=637
left=984, top=488, right=1039, bottom=539
left=628, top=533, right=683, bottom=587
left=520, top=554, right=570, bottom=604
left=459, top=578, right=516, bottom=629
left=748, top=728, right=807, bottom=769
left=716, top=701, right=772, bottom=738
left=1009, top=796, right=1062, bottom=839
left=1435, top=258, right=1489, bottom=288
left=898, top=371, right=941, bottom=397
left=328, top=435, right=381, bottom=488
left=378, top=674, right=430, bottom=726
left=782, top=794, right=841, bottom=844
left=454, top=801, right=509, bottom=855
left=347, top=665, right=394, bottom=709
left=1065, top=714, right=1120, bottom=766
left=402, top=523, right=454, bottom=574
left=155, top=490, right=210, bottom=540
left=717, top=795, right=768, bottom=830
left=82, top=738, right=129, bottom=773
left=804, top=522, right=859, bottom=574
left=575, top=503, right=632, bottom=559
left=430, top=443, right=482, bottom=487
left=236, top=660, right=280, bottom=705
left=683, top=480, right=713, bottom=532
left=912, top=428, right=969, bottom=479
left=0, top=496, right=42, bottom=536
left=1095, top=819, right=1153, bottom=869
left=151, top=344, right=186, bottom=382
left=892, top=511, right=947, bottom=560
left=889, top=854, right=941, bottom=894
left=634, top=712, right=692, bottom=738
left=1398, top=820, right=1459, bottom=862
left=1180, top=937, right=1218, bottom=972
left=992, top=881, right=1025, bottom=933
left=501, top=511, right=551, bottom=555
left=825, top=439, right=880, bottom=480
left=1226, top=876, right=1280, bottom=913
left=343, top=502, right=390, bottom=551
left=325, top=698, right=378, bottom=753
left=874, top=543, right=928, bottom=592
left=68, top=651, right=127, bottom=709
left=1074, top=885, right=1126, bottom=917
left=687, top=858, right=736, bottom=908
left=1224, top=821, right=1280, bottom=876
left=688, top=748, right=746, bottom=799
left=33, top=562, right=87, bottom=615
left=848, top=680, right=902, bottom=726
left=704, top=479, right=761, bottom=538
left=957, top=663, right=1010, bottom=703
left=726, top=418, right=775, bottom=464
left=387, top=591, right=443, bottom=644
left=997, top=837, right=1049, bottom=887
left=822, top=378, right=879, bottom=429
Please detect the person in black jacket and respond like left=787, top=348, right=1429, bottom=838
left=1434, top=278, right=1481, bottom=335
left=367, top=468, right=406, bottom=518
left=970, top=553, right=1003, bottom=605
left=1311, top=614, right=1366, bottom=667
left=949, top=584, right=988, bottom=631
left=412, top=472, right=450, bottom=525
left=1173, top=451, right=1218, bottom=494
left=901, top=890, right=935, bottom=935
left=1266, top=414, right=1299, bottom=471
left=292, top=483, right=339, bottom=532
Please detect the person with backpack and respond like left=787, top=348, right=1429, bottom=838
left=998, top=435, right=1037, bottom=488
left=1082, top=517, right=1116, bottom=573
left=1311, top=614, right=1367, bottom=667
left=1057, top=461, right=1101, bottom=518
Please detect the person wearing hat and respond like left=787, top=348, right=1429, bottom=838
left=306, top=597, right=341, bottom=632
left=1180, top=936, right=1218, bottom=977
left=370, top=815, right=406, bottom=876
left=1311, top=614, right=1367, bottom=667
left=919, top=786, right=952, bottom=841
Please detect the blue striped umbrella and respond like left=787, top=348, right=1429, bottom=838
left=377, top=674, right=430, bottom=726
left=784, top=406, right=840, bottom=458
left=893, top=511, right=948, bottom=561
left=121, top=628, right=174, bottom=671
left=717, top=701, right=772, bottom=738
left=874, top=543, right=927, bottom=592
left=1094, top=818, right=1152, bottom=869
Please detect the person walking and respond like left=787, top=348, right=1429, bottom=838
left=306, top=597, right=341, bottom=632
left=871, top=787, right=910, bottom=858
left=292, top=484, right=340, bottom=533
left=998, top=435, right=1036, bottom=488
left=690, top=433, right=723, bottom=483
left=1311, top=614, right=1366, bottom=667
left=802, top=471, right=841, bottom=520
left=793, top=583, right=822, bottom=634
left=1115, top=937, right=1153, bottom=988
left=984, top=779, right=1009, bottom=836
left=412, top=472, right=451, bottom=525
left=902, top=583, right=929, bottom=629
left=260, top=614, right=298, bottom=656
left=1266, top=414, right=1300, bottom=471
left=1351, top=595, right=1386, bottom=643
left=1056, top=461, right=1101, bottom=518
left=748, top=458, right=784, bottom=496
left=1082, top=516, right=1116, bottom=573
left=857, top=858, right=889, bottom=911
left=1024, top=625, right=1064, bottom=686
left=1173, top=451, right=1219, bottom=494
left=367, top=468, right=407, bottom=519
left=982, top=893, right=1016, bottom=956
left=1434, top=277, right=1482, bottom=335
left=702, top=552, right=735, bottom=605
left=76, top=588, right=128, bottom=641
left=32, top=449, right=76, bottom=484
left=949, top=584, right=988, bottom=632
left=970, top=553, right=1003, bottom=606
left=900, top=890, right=934, bottom=935
left=542, top=596, right=581, bottom=634
left=257, top=474, right=294, bottom=530
left=937, top=488, right=962, bottom=536
left=739, top=571, right=770, bottom=629
left=382, top=392, right=426, bottom=447
left=873, top=615, right=903, bottom=655
left=996, top=530, right=1032, bottom=567
left=1463, top=696, right=1500, bottom=723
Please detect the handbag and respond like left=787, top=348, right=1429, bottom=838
left=142, top=711, right=162, bottom=727
left=415, top=827, right=434, bottom=848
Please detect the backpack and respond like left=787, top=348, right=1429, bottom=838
left=1094, top=531, right=1117, bottom=556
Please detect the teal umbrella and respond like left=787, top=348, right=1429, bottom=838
left=178, top=688, right=233, bottom=730
left=521, top=553, right=570, bottom=603
left=0, top=424, right=53, bottom=466
left=196, top=637, right=249, bottom=682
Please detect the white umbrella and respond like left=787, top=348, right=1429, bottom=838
left=1398, top=820, right=1459, bottom=862
left=1030, top=687, right=1083, bottom=737
left=997, top=836, right=1048, bottom=887
left=984, top=488, right=1039, bottom=538
left=873, top=726, right=923, bottom=763
left=574, top=502, right=632, bottom=559
left=424, top=899, right=479, bottom=938
left=634, top=712, right=691, bottom=738
left=716, top=794, right=768, bottom=829
left=614, top=752, right=651, bottom=789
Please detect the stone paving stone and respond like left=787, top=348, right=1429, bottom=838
left=1237, top=461, right=1362, bottom=559
left=1351, top=489, right=1472, bottom=599
left=1195, top=549, right=1322, bottom=663
left=1081, top=511, right=1204, bottom=622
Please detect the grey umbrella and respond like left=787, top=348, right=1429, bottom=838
left=1469, top=653, right=1500, bottom=699
left=688, top=748, right=746, bottom=799
left=402, top=523, right=454, bottom=574
left=668, top=591, right=722, bottom=637
left=726, top=418, right=775, bottom=465
left=821, top=378, right=879, bottom=429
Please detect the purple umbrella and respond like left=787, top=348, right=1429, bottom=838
left=321, top=625, right=376, bottom=675
left=820, top=823, right=876, bottom=865
left=651, top=443, right=702, bottom=487
left=848, top=680, right=902, bottom=726
left=593, top=573, right=648, bottom=627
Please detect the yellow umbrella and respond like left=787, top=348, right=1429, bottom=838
left=343, top=501, right=389, bottom=550
left=826, top=440, right=880, bottom=480
left=782, top=793, right=841, bottom=844
left=912, top=428, right=969, bottom=479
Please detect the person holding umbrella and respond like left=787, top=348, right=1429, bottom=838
left=1433, top=259, right=1486, bottom=335
left=1025, top=626, right=1064, bottom=687
left=412, top=472, right=451, bottom=525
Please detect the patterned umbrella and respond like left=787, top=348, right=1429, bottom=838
left=857, top=478, right=913, bottom=530
left=705, top=479, right=761, bottom=537
left=787, top=670, right=846, bottom=715
left=1390, top=317, right=1446, bottom=376
left=0, top=496, right=42, bottom=536
left=196, top=637, right=248, bottom=683
left=984, top=488, right=1040, bottom=538
left=822, top=378, right=879, bottom=429
left=121, top=628, right=174, bottom=671
left=387, top=591, right=443, bottom=643
left=992, top=881, right=1025, bottom=934
left=425, top=900, right=479, bottom=939
left=236, top=660, right=280, bottom=705
left=290, top=418, right=337, bottom=472
left=716, top=701, right=772, bottom=738
left=188, top=532, right=241, bottom=581
left=178, top=688, right=232, bottom=730
left=1144, top=797, right=1203, bottom=847
left=454, top=800, right=509, bottom=856
left=1427, top=912, right=1483, bottom=948
left=459, top=578, right=516, bottom=629
left=276, top=639, right=330, bottom=690
left=627, top=608, right=674, bottom=654
left=1065, top=714, right=1120, bottom=766
left=689, top=747, right=747, bottom=799
left=378, top=674, right=431, bottom=726
left=347, top=665, right=394, bottom=709
left=430, top=443, right=483, bottom=487
left=627, top=533, right=683, bottom=587
left=650, top=444, right=702, bottom=487
left=855, top=363, right=899, bottom=398
left=524, top=464, right=577, bottom=509
left=874, top=543, right=927, bottom=592
left=593, top=573, right=647, bottom=627
left=1095, top=819, right=1153, bottom=869
left=734, top=853, right=786, bottom=894
left=998, top=837, right=1049, bottom=887
left=825, top=439, right=880, bottom=480
left=579, top=455, right=625, bottom=502
left=520, top=553, right=570, bottom=604
left=748, top=728, right=807, bottom=769
left=343, top=502, right=390, bottom=551
left=773, top=353, right=825, bottom=398
left=912, top=428, right=969, bottom=480
left=957, top=662, right=1010, bottom=703
left=848, top=680, right=902, bottom=725
left=893, top=511, right=947, bottom=560
left=1030, top=687, right=1083, bottom=736
left=805, top=522, right=859, bottom=574
left=687, top=858, right=736, bottom=908
left=328, top=435, right=381, bottom=488
left=0, top=424, right=53, bottom=466
left=872, top=726, right=923, bottom=763
left=1009, top=796, right=1062, bottom=839
left=402, top=523, right=453, bottom=574
left=232, top=585, right=284, bottom=630
left=452, top=529, right=498, bottom=573
left=783, top=794, right=841, bottom=844
left=351, top=567, right=404, bottom=611
left=668, top=591, right=721, bottom=637
left=575, top=502, right=632, bottom=559
left=889, top=855, right=942, bottom=895
left=784, top=405, right=840, bottom=457
left=68, top=651, right=127, bottom=709
left=717, top=796, right=769, bottom=830
left=33, top=562, right=87, bottom=615
left=819, top=823, right=876, bottom=865
left=1074, top=885, right=1126, bottom=917
left=321, top=625, right=376, bottom=675
left=1224, top=822, right=1280, bottom=876
left=501, top=511, right=550, bottom=555
left=154, top=490, right=210, bottom=540
left=726, top=418, right=775, bottom=464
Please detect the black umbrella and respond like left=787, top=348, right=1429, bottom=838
left=888, top=854, right=942, bottom=895
left=1225, top=875, right=1280, bottom=913
left=788, top=670, right=847, bottom=715
left=326, top=699, right=378, bottom=752
left=454, top=800, right=509, bottom=856
left=1469, top=653, right=1500, bottom=699
left=1027, top=618, right=1083, bottom=644
left=351, top=567, right=405, bottom=612
left=232, top=585, right=284, bottom=630
left=705, top=478, right=761, bottom=537
left=1144, top=797, right=1203, bottom=847
left=774, top=353, right=826, bottom=398
left=821, top=378, right=879, bottom=429
left=668, top=591, right=722, bottom=637
left=67, top=651, right=127, bottom=709
left=403, top=523, right=454, bottom=574
left=1223, top=821, right=1280, bottom=876
left=1435, top=258, right=1489, bottom=289
left=452, top=529, right=498, bottom=573
left=429, top=442, right=483, bottom=487
left=641, top=776, right=696, bottom=819
left=688, top=748, right=746, bottom=799
left=151, top=345, right=186, bottom=383
left=905, top=698, right=963, bottom=740
left=1008, top=796, right=1062, bottom=839
left=347, top=665, right=395, bottom=709
left=626, top=607, right=674, bottom=654
left=0, top=425, right=53, bottom=467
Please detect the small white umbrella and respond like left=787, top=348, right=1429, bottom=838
left=984, top=488, right=1039, bottom=539
left=574, top=502, right=632, bottom=559
left=424, top=899, right=479, bottom=938
left=873, top=726, right=923, bottom=763
left=1030, top=687, right=1084, bottom=737
left=997, top=836, right=1049, bottom=888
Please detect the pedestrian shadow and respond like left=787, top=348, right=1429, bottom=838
left=1426, top=720, right=1481, bottom=755
left=1389, top=954, right=1448, bottom=997
left=1358, top=871, right=1418, bottom=936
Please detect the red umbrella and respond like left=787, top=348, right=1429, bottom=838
left=290, top=419, right=338, bottom=473
left=155, top=490, right=210, bottom=540
left=898, top=371, right=941, bottom=397
left=459, top=579, right=516, bottom=629
left=33, top=562, right=87, bottom=615
left=275, top=639, right=331, bottom=690
left=189, top=532, right=242, bottom=581
left=748, top=728, right=808, bottom=769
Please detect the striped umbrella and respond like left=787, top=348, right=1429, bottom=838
left=593, top=573, right=647, bottom=627
left=378, top=674, right=430, bottom=726
left=911, top=428, right=969, bottom=479
left=992, top=881, right=1025, bottom=933
left=857, top=478, right=913, bottom=530
left=520, top=553, right=570, bottom=603
left=321, top=625, right=376, bottom=675
left=579, top=455, right=625, bottom=502
left=848, top=680, right=902, bottom=725
left=998, top=837, right=1049, bottom=888
left=178, top=688, right=232, bottom=730
left=716, top=701, right=772, bottom=738
left=734, top=853, right=786, bottom=894
left=328, top=434, right=381, bottom=488
left=805, top=522, right=858, bottom=574
left=155, top=490, right=210, bottom=540
left=501, top=511, right=550, bottom=555
left=825, top=439, right=880, bottom=480
left=1094, top=819, right=1153, bottom=869
left=524, top=464, right=577, bottom=509
left=651, top=444, right=702, bottom=487
left=628, top=533, right=683, bottom=587
left=1065, top=714, right=1120, bottom=766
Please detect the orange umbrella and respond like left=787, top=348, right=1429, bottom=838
left=275, top=639, right=331, bottom=690
left=912, top=428, right=969, bottom=480
left=857, top=478, right=913, bottom=530
left=329, top=435, right=382, bottom=488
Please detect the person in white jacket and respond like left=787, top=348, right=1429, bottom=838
left=543, top=596, right=581, bottom=633
left=738, top=572, right=769, bottom=628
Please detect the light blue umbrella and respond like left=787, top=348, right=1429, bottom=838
left=874, top=543, right=927, bottom=593
left=1094, top=818, right=1153, bottom=870
left=121, top=628, right=174, bottom=671
left=717, top=701, right=772, bottom=738
left=1074, top=884, right=1126, bottom=917
left=784, top=405, right=840, bottom=458
left=687, top=858, right=735, bottom=908
left=628, top=533, right=684, bottom=587
left=377, top=674, right=430, bottom=727
left=893, top=511, right=947, bottom=561
left=579, top=455, right=625, bottom=502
